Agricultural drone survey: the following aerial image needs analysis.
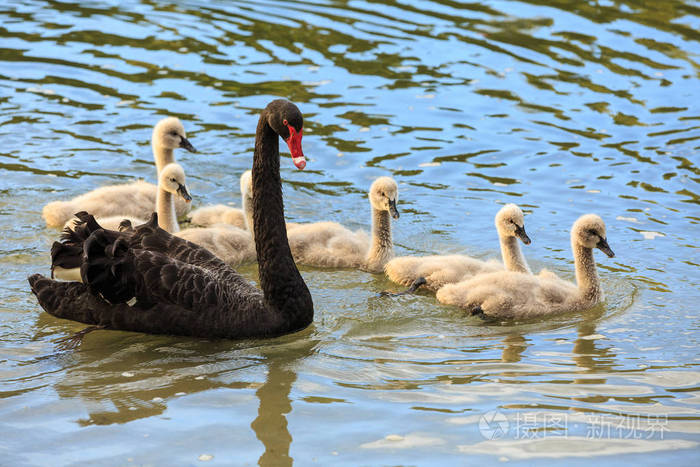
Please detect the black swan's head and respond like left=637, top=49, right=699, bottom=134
left=265, top=99, right=306, bottom=170
left=153, top=116, right=196, bottom=152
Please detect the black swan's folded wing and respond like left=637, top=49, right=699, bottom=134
left=51, top=211, right=128, bottom=278
left=31, top=224, right=291, bottom=339
left=28, top=273, right=257, bottom=338
left=50, top=211, right=233, bottom=281
left=81, top=226, right=252, bottom=305
left=128, top=213, right=231, bottom=270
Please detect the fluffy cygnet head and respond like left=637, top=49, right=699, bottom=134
left=240, top=170, right=253, bottom=199
left=495, top=203, right=531, bottom=244
left=369, top=176, right=399, bottom=219
left=153, top=117, right=196, bottom=152
left=160, top=163, right=192, bottom=202
left=572, top=214, right=614, bottom=257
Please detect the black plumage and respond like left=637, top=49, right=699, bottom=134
left=29, top=100, right=314, bottom=339
left=50, top=211, right=109, bottom=277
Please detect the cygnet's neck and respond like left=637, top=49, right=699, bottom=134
left=572, top=240, right=601, bottom=304
left=157, top=188, right=179, bottom=233
left=499, top=234, right=531, bottom=273
left=243, top=193, right=254, bottom=234
left=365, top=207, right=393, bottom=272
left=153, top=141, right=174, bottom=174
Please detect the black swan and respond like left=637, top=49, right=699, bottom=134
left=29, top=99, right=313, bottom=339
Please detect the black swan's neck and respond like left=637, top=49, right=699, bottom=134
left=252, top=113, right=312, bottom=326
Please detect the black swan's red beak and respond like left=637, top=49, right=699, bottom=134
left=285, top=124, right=305, bottom=170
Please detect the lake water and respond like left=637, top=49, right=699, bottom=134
left=1, top=0, right=699, bottom=464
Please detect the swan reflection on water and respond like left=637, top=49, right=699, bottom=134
left=49, top=329, right=318, bottom=465
left=251, top=340, right=318, bottom=467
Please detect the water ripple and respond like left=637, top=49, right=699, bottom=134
left=0, top=0, right=698, bottom=464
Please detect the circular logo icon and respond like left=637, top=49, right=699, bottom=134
left=479, top=410, right=509, bottom=440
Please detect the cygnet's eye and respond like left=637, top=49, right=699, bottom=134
left=170, top=131, right=179, bottom=137
left=171, top=177, right=177, bottom=182
left=586, top=228, right=599, bottom=238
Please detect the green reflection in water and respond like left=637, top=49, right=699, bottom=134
left=0, top=0, right=698, bottom=464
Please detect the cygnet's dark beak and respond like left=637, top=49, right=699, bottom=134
left=388, top=198, right=399, bottom=219
left=179, top=136, right=196, bottom=153
left=515, top=224, right=531, bottom=245
left=177, top=183, right=192, bottom=203
left=597, top=237, right=615, bottom=258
